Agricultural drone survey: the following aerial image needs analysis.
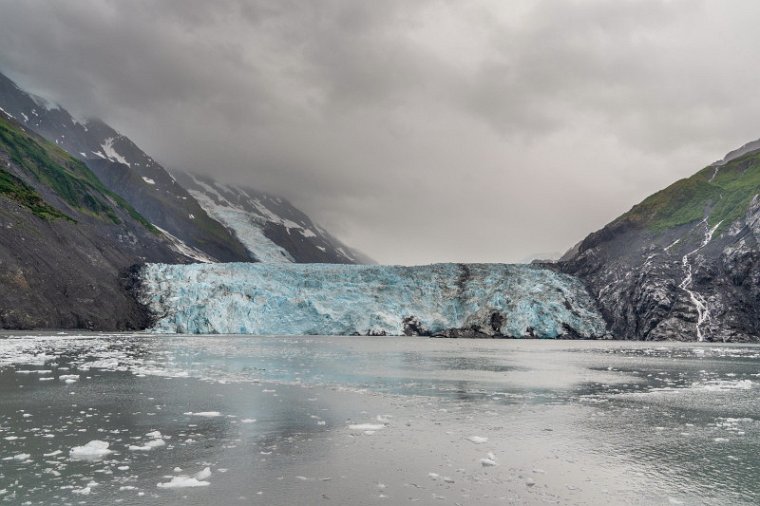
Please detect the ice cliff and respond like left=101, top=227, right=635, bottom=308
left=137, top=263, right=608, bottom=338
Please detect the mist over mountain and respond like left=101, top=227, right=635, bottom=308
left=5, top=2, right=760, bottom=264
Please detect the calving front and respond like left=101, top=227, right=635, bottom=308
left=136, top=263, right=608, bottom=337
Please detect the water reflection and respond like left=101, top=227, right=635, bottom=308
left=1, top=334, right=760, bottom=505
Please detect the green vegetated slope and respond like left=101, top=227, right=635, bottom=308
left=0, top=113, right=181, bottom=330
left=0, top=115, right=153, bottom=229
left=617, top=150, right=760, bottom=234
left=0, top=166, right=70, bottom=221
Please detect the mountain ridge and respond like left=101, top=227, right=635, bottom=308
left=561, top=142, right=760, bottom=341
left=0, top=70, right=368, bottom=266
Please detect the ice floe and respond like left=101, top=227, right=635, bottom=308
left=69, top=440, right=112, bottom=460
left=157, top=467, right=212, bottom=488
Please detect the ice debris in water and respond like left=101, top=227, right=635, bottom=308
left=59, top=374, right=79, bottom=384
left=480, top=452, right=497, bottom=467
left=70, top=440, right=112, bottom=460
left=184, top=411, right=222, bottom=417
left=138, top=263, right=607, bottom=336
left=348, top=423, right=385, bottom=431
left=467, top=436, right=488, bottom=444
left=157, top=467, right=212, bottom=488
left=128, top=431, right=167, bottom=451
left=5, top=453, right=31, bottom=461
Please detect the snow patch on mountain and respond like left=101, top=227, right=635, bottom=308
left=101, top=137, right=130, bottom=166
left=187, top=178, right=294, bottom=263
left=172, top=172, right=369, bottom=264
left=154, top=225, right=216, bottom=263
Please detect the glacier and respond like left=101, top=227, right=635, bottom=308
left=137, top=263, right=608, bottom=338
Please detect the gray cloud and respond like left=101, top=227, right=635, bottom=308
left=2, top=0, right=760, bottom=264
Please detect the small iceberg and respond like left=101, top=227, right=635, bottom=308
left=70, top=440, right=112, bottom=460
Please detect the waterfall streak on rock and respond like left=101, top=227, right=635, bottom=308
left=678, top=219, right=722, bottom=341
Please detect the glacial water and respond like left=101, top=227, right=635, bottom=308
left=1, top=334, right=759, bottom=505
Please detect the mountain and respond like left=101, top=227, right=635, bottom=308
left=0, top=111, right=198, bottom=329
left=0, top=71, right=369, bottom=266
left=173, top=171, right=373, bottom=264
left=561, top=143, right=760, bottom=342
left=0, top=72, right=250, bottom=262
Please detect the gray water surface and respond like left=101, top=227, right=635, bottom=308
left=1, top=334, right=759, bottom=505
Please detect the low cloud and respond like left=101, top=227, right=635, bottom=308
left=1, top=0, right=760, bottom=263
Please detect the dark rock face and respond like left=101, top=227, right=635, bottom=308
left=0, top=117, right=189, bottom=330
left=561, top=167, right=760, bottom=342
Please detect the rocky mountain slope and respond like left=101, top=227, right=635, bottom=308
left=561, top=144, right=760, bottom=342
left=174, top=171, right=372, bottom=264
left=0, top=72, right=250, bottom=263
left=0, top=71, right=368, bottom=265
left=0, top=112, right=198, bottom=329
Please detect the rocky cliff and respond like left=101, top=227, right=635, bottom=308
left=561, top=146, right=760, bottom=342
left=0, top=113, right=196, bottom=329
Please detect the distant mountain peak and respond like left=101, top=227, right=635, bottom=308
left=711, top=138, right=760, bottom=167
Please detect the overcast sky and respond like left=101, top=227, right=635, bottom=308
left=2, top=0, right=760, bottom=264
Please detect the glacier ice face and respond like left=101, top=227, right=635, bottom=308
left=138, top=263, right=607, bottom=338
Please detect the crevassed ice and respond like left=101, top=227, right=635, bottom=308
left=138, top=263, right=607, bottom=338
left=187, top=187, right=294, bottom=263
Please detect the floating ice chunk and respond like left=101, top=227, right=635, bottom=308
left=72, top=486, right=91, bottom=495
left=70, top=440, right=112, bottom=460
left=128, top=439, right=165, bottom=451
left=59, top=374, right=79, bottom=383
left=157, top=476, right=210, bottom=488
left=467, top=436, right=488, bottom=444
left=184, top=411, right=222, bottom=417
left=428, top=472, right=439, bottom=480
left=241, top=418, right=256, bottom=423
left=43, top=450, right=63, bottom=457
left=480, top=458, right=497, bottom=467
left=348, top=423, right=385, bottom=431
left=157, top=468, right=211, bottom=489
left=11, top=453, right=31, bottom=461
left=79, top=358, right=120, bottom=371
